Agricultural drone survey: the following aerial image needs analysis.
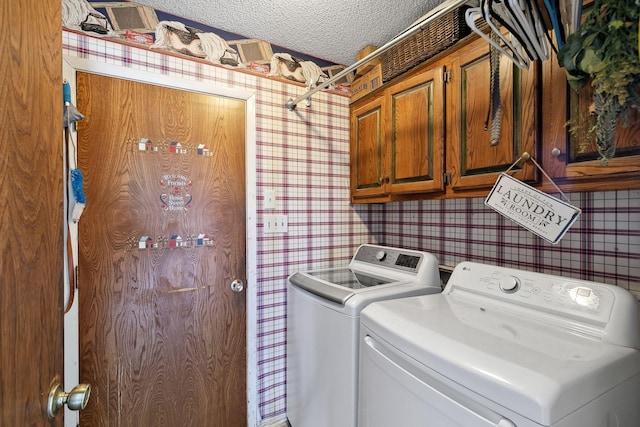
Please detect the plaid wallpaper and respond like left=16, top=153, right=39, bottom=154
left=373, top=191, right=640, bottom=296
left=63, top=31, right=639, bottom=424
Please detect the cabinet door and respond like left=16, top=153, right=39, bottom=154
left=350, top=94, right=388, bottom=200
left=447, top=36, right=538, bottom=192
left=541, top=56, right=640, bottom=190
left=388, top=67, right=445, bottom=195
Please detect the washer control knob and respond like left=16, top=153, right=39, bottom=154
left=375, top=250, right=387, bottom=261
left=499, top=276, right=520, bottom=293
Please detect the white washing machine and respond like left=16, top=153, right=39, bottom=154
left=286, top=244, right=442, bottom=427
left=359, top=261, right=640, bottom=427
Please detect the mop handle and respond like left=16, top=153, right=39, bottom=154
left=63, top=80, right=71, bottom=105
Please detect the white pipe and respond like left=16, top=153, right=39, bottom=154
left=285, top=0, right=471, bottom=110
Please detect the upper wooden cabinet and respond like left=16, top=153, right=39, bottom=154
left=446, top=36, right=538, bottom=194
left=350, top=66, right=445, bottom=202
left=351, top=92, right=386, bottom=200
left=389, top=66, right=446, bottom=195
left=540, top=52, right=640, bottom=193
left=350, top=31, right=640, bottom=203
left=350, top=34, right=539, bottom=202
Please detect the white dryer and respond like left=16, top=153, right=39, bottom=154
left=359, top=261, right=640, bottom=427
left=286, top=244, right=442, bottom=427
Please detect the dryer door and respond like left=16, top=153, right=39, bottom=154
left=358, top=334, right=522, bottom=427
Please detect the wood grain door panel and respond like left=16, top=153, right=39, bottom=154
left=448, top=36, right=539, bottom=192
left=1, top=0, right=64, bottom=424
left=389, top=67, right=445, bottom=194
left=350, top=94, right=388, bottom=199
left=76, top=73, right=246, bottom=426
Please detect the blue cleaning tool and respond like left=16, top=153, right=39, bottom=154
left=63, top=80, right=72, bottom=104
left=69, top=167, right=86, bottom=223
left=63, top=80, right=87, bottom=222
left=70, top=169, right=86, bottom=205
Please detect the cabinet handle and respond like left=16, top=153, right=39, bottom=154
left=551, top=148, right=562, bottom=157
left=378, top=175, right=390, bottom=184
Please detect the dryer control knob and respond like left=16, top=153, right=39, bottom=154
left=499, top=276, right=520, bottom=293
left=376, top=250, right=387, bottom=261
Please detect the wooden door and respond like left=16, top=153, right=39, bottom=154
left=447, top=35, right=539, bottom=192
left=75, top=73, right=247, bottom=426
left=350, top=93, right=388, bottom=201
left=0, top=0, right=64, bottom=425
left=388, top=66, right=445, bottom=195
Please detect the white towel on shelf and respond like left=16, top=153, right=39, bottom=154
left=62, top=0, right=115, bottom=35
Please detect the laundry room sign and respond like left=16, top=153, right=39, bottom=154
left=485, top=173, right=581, bottom=244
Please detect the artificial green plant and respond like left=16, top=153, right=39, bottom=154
left=557, top=0, right=640, bottom=164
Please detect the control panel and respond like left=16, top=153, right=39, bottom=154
left=446, top=262, right=619, bottom=327
left=342, top=244, right=441, bottom=291
left=353, top=245, right=423, bottom=273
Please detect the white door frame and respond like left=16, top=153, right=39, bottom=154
left=62, top=56, right=259, bottom=427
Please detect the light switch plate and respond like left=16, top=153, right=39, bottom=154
left=264, top=214, right=288, bottom=233
left=264, top=190, right=276, bottom=210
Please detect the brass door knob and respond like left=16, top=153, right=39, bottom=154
left=47, top=383, right=91, bottom=418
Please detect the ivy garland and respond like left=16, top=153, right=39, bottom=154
left=557, top=0, right=640, bottom=164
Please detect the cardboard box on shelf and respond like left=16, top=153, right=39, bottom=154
left=350, top=64, right=382, bottom=102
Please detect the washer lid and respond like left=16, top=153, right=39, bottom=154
left=308, top=268, right=395, bottom=289
left=361, top=293, right=640, bottom=425
left=289, top=268, right=397, bottom=305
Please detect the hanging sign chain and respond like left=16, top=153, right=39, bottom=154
left=504, top=152, right=571, bottom=204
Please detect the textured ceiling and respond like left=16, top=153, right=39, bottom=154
left=132, top=0, right=446, bottom=66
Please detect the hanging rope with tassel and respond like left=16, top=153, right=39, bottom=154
left=484, top=24, right=502, bottom=146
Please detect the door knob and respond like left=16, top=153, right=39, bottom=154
left=230, top=279, right=245, bottom=293
left=47, top=382, right=91, bottom=418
